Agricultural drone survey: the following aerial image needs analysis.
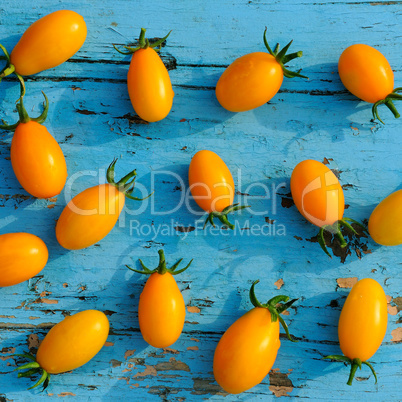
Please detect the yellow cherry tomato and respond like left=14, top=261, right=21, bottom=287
left=9, top=10, right=87, bottom=76
left=15, top=310, right=109, bottom=389
left=368, top=189, right=402, bottom=246
left=290, top=159, right=365, bottom=256
left=291, top=159, right=344, bottom=228
left=339, top=278, right=387, bottom=362
left=115, top=28, right=174, bottom=122
left=188, top=150, right=247, bottom=230
left=338, top=44, right=402, bottom=122
left=216, top=28, right=306, bottom=112
left=127, top=250, right=191, bottom=348
left=0, top=232, right=48, bottom=287
left=11, top=120, right=67, bottom=199
left=213, top=281, right=297, bottom=394
left=56, top=159, right=150, bottom=250
left=189, top=150, right=234, bottom=213
left=325, top=278, right=387, bottom=386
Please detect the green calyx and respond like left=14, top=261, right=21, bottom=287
left=126, top=249, right=192, bottom=276
left=13, top=352, right=50, bottom=390
left=113, top=27, right=172, bottom=55
left=203, top=203, right=250, bottom=230
left=0, top=43, right=16, bottom=81
left=372, top=87, right=402, bottom=124
left=323, top=355, right=377, bottom=386
left=249, top=280, right=298, bottom=342
left=106, top=158, right=153, bottom=201
left=317, top=217, right=367, bottom=258
left=263, top=27, right=307, bottom=79
left=0, top=72, right=49, bottom=131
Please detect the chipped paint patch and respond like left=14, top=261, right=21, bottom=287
left=0, top=347, right=15, bottom=361
left=134, top=365, right=158, bottom=377
left=336, top=277, right=358, bottom=288
left=124, top=349, right=136, bottom=360
left=104, top=341, right=114, bottom=347
left=187, top=346, right=199, bottom=351
left=391, top=328, right=402, bottom=343
left=57, top=393, right=76, bottom=397
left=191, top=377, right=227, bottom=396
left=155, top=357, right=190, bottom=372
left=187, top=306, right=201, bottom=313
left=28, top=334, right=40, bottom=349
left=269, top=369, right=294, bottom=397
left=274, top=279, right=284, bottom=290
left=163, top=347, right=179, bottom=354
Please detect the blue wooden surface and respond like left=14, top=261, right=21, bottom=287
left=0, top=0, right=401, bottom=400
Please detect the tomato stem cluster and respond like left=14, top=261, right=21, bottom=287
left=126, top=249, right=193, bottom=276
left=106, top=158, right=153, bottom=201
left=204, top=203, right=249, bottom=230
left=318, top=217, right=367, bottom=258
left=113, top=28, right=171, bottom=55
left=323, top=355, right=377, bottom=386
left=263, top=28, right=307, bottom=79
left=372, top=87, right=402, bottom=124
left=0, top=68, right=49, bottom=131
left=0, top=43, right=15, bottom=81
left=13, top=352, right=50, bottom=390
left=249, top=280, right=298, bottom=342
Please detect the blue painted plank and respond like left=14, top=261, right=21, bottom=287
left=0, top=0, right=401, bottom=400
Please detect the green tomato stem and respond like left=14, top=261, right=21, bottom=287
left=127, top=249, right=193, bottom=276
left=203, top=203, right=249, bottom=230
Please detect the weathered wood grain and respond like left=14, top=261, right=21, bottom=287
left=0, top=0, right=401, bottom=400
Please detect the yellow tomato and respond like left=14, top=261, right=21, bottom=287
left=128, top=249, right=192, bottom=348
left=188, top=150, right=235, bottom=213
left=15, top=310, right=109, bottom=389
left=338, top=44, right=394, bottom=104
left=215, top=28, right=306, bottom=112
left=56, top=159, right=150, bottom=250
left=213, top=280, right=297, bottom=394
left=338, top=44, right=402, bottom=123
left=56, top=183, right=125, bottom=250
left=10, top=10, right=87, bottom=76
left=216, top=52, right=284, bottom=112
left=127, top=46, right=174, bottom=122
left=139, top=272, right=185, bottom=348
left=11, top=120, right=67, bottom=199
left=0, top=232, right=48, bottom=287
left=213, top=307, right=280, bottom=394
left=338, top=278, right=387, bottom=362
left=290, top=159, right=344, bottom=228
left=368, top=189, right=402, bottom=246
left=115, top=28, right=174, bottom=122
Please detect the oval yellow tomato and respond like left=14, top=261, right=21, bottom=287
left=115, top=28, right=174, bottom=122
left=188, top=150, right=247, bottom=230
left=56, top=159, right=150, bottom=250
left=290, top=159, right=344, bottom=228
left=127, top=46, right=174, bottom=122
left=0, top=232, right=48, bottom=287
left=11, top=120, right=67, bottom=199
left=189, top=150, right=234, bottom=213
left=213, top=307, right=280, bottom=394
left=127, top=249, right=192, bottom=348
left=213, top=280, right=297, bottom=394
left=290, top=159, right=365, bottom=256
left=10, top=10, right=87, bottom=76
left=216, top=52, right=284, bottom=112
left=338, top=278, right=387, bottom=362
left=215, top=28, right=306, bottom=112
left=338, top=44, right=402, bottom=123
left=56, top=183, right=125, bottom=250
left=325, top=278, right=387, bottom=385
left=139, top=272, right=185, bottom=348
left=36, top=310, right=109, bottom=374
left=15, top=310, right=109, bottom=389
left=368, top=189, right=402, bottom=246
left=338, top=44, right=394, bottom=104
